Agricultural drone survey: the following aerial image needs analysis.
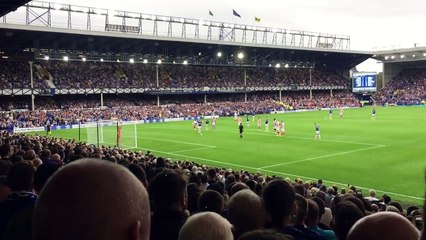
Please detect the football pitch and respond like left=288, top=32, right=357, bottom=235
left=44, top=106, right=426, bottom=204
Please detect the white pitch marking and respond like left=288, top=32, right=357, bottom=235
left=134, top=147, right=424, bottom=201
left=138, top=136, right=216, bottom=148
left=259, top=145, right=386, bottom=169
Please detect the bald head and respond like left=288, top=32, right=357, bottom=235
left=348, top=212, right=420, bottom=240
left=179, top=212, right=233, bottom=240
left=33, top=158, right=150, bottom=240
left=227, top=189, right=265, bottom=237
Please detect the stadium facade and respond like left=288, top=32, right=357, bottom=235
left=0, top=1, right=424, bottom=108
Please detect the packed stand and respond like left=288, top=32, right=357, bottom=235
left=24, top=61, right=350, bottom=89
left=0, top=132, right=423, bottom=240
left=374, top=68, right=426, bottom=105
left=0, top=91, right=359, bottom=130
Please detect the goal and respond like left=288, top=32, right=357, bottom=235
left=85, top=120, right=138, bottom=149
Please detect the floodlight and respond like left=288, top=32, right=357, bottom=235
left=217, top=52, right=222, bottom=57
left=129, top=58, right=134, bottom=63
left=400, top=55, right=405, bottom=59
left=82, top=57, right=86, bottom=62
left=391, top=55, right=395, bottom=59
left=157, top=59, right=162, bottom=64
left=384, top=56, right=389, bottom=60
left=44, top=56, right=49, bottom=61
left=183, top=60, right=188, bottom=65
left=63, top=56, right=69, bottom=61
left=143, top=59, right=148, bottom=64
left=237, top=52, right=244, bottom=59
left=100, top=58, right=104, bottom=62
left=284, top=63, right=289, bottom=68
left=275, top=63, right=281, bottom=68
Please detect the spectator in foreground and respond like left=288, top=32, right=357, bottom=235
left=293, top=194, right=324, bottom=240
left=306, top=199, right=336, bottom=240
left=149, top=169, right=188, bottom=240
left=198, top=189, right=224, bottom=215
left=0, top=161, right=36, bottom=239
left=347, top=212, right=420, bottom=240
left=33, top=159, right=150, bottom=240
left=238, top=229, right=293, bottom=240
left=263, top=179, right=312, bottom=240
left=178, top=212, right=233, bottom=240
left=227, top=189, right=266, bottom=239
left=332, top=201, right=363, bottom=240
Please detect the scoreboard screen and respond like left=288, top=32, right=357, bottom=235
left=352, top=72, right=377, bottom=93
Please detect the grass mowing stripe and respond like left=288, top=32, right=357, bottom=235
left=134, top=146, right=424, bottom=201
left=138, top=136, right=216, bottom=148
left=259, top=145, right=386, bottom=169
left=170, top=146, right=217, bottom=154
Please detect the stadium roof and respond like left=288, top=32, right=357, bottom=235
left=0, top=24, right=372, bottom=69
left=0, top=0, right=31, bottom=17
left=373, top=47, right=426, bottom=63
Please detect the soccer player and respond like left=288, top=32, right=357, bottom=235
left=197, top=119, right=202, bottom=135
left=212, top=116, right=216, bottom=130
left=265, top=118, right=269, bottom=132
left=234, top=111, right=238, bottom=121
left=193, top=119, right=198, bottom=130
left=273, top=118, right=277, bottom=132
left=329, top=109, right=333, bottom=119
left=339, top=106, right=344, bottom=118
left=239, top=123, right=244, bottom=139
left=205, top=119, right=210, bottom=130
left=252, top=112, right=255, bottom=122
left=314, top=123, right=321, bottom=140
left=246, top=115, right=250, bottom=127
left=372, top=108, right=376, bottom=120
left=280, top=121, right=286, bottom=136
left=237, top=116, right=242, bottom=126
left=257, top=117, right=262, bottom=130
left=46, top=119, right=51, bottom=136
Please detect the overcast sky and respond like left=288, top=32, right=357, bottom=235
left=29, top=0, right=426, bottom=71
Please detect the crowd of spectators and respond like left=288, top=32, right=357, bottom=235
left=0, top=62, right=47, bottom=90
left=374, top=68, right=426, bottom=105
left=0, top=60, right=349, bottom=89
left=0, top=91, right=359, bottom=129
left=0, top=132, right=423, bottom=240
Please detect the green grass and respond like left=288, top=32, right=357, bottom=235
left=41, top=106, right=426, bottom=205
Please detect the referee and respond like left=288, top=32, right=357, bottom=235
left=239, top=123, right=244, bottom=139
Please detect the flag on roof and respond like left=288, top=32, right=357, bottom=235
left=209, top=10, right=214, bottom=16
left=233, top=9, right=241, bottom=18
left=255, top=16, right=261, bottom=22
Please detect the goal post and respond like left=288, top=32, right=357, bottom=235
left=85, top=120, right=138, bottom=149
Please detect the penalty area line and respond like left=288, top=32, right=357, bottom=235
left=170, top=146, right=217, bottom=154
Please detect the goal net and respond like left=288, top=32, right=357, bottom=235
left=85, top=120, right=138, bottom=149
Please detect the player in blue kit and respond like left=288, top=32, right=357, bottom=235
left=314, top=123, right=321, bottom=140
left=372, top=108, right=376, bottom=120
left=265, top=118, right=269, bottom=132
left=197, top=119, right=202, bottom=135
